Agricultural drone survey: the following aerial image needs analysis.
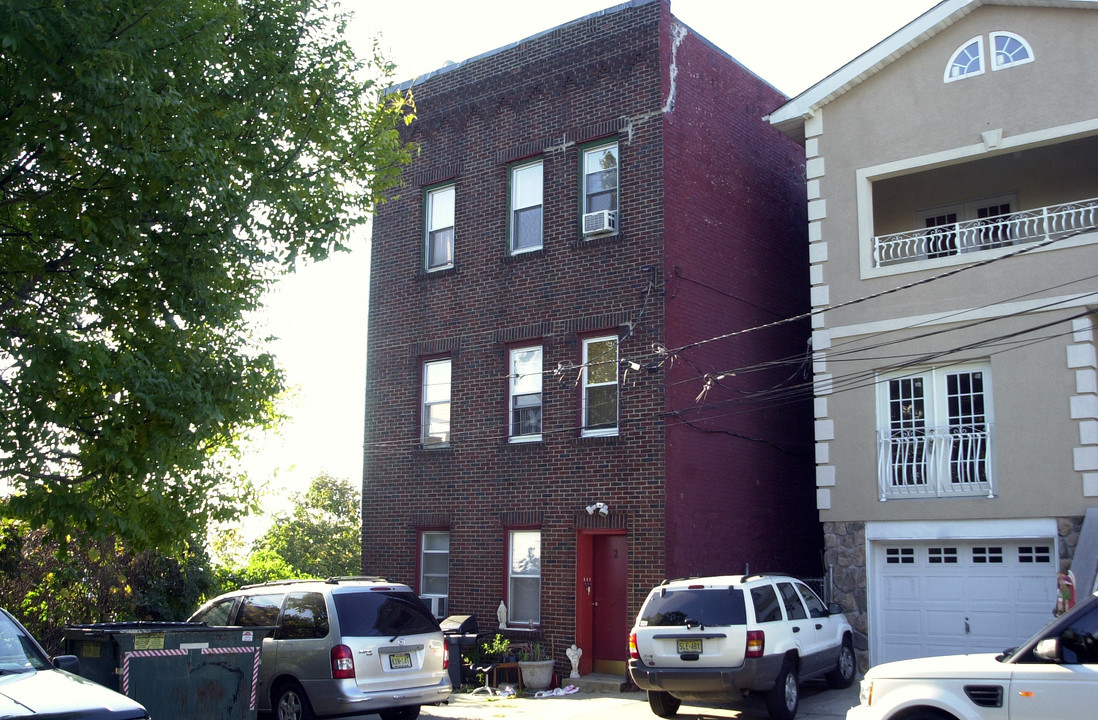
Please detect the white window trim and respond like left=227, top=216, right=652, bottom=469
left=581, top=142, right=620, bottom=236
left=990, top=31, right=1034, bottom=71
left=509, top=346, right=543, bottom=443
left=506, top=529, right=541, bottom=627
left=419, top=530, right=450, bottom=602
left=581, top=335, right=619, bottom=437
left=425, top=185, right=455, bottom=272
left=874, top=362, right=995, bottom=500
left=509, top=161, right=543, bottom=254
left=421, top=358, right=451, bottom=446
left=944, top=36, right=985, bottom=83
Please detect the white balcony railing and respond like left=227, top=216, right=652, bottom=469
left=872, top=197, right=1098, bottom=268
left=877, top=424, right=994, bottom=500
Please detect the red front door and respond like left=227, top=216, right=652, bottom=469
left=591, top=533, right=628, bottom=674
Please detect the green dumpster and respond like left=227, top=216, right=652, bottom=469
left=63, top=622, right=269, bottom=720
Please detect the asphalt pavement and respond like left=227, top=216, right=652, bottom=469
left=419, top=679, right=861, bottom=720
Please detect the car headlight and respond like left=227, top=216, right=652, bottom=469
left=859, top=678, right=874, bottom=706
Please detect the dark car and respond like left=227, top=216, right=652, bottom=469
left=0, top=607, right=149, bottom=719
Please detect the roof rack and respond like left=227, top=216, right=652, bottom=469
left=324, top=575, right=389, bottom=584
left=241, top=578, right=317, bottom=590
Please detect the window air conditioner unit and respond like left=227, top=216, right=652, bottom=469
left=420, top=595, right=449, bottom=619
left=583, top=209, right=618, bottom=235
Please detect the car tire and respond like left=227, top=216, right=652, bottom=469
left=378, top=706, right=421, bottom=720
left=765, top=658, right=799, bottom=720
left=273, top=681, right=315, bottom=720
left=647, top=690, right=681, bottom=718
left=826, top=636, right=857, bottom=689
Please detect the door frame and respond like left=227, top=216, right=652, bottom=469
left=575, top=529, right=627, bottom=676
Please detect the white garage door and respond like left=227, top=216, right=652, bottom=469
left=872, top=538, right=1058, bottom=664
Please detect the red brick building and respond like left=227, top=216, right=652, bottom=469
left=362, top=0, right=817, bottom=677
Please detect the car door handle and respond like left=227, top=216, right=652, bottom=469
left=792, top=626, right=801, bottom=633
left=815, top=624, right=823, bottom=630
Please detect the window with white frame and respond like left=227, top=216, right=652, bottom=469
left=425, top=185, right=455, bottom=271
left=507, top=529, right=541, bottom=626
left=991, top=32, right=1033, bottom=71
left=509, top=346, right=542, bottom=441
left=918, top=193, right=1018, bottom=258
left=419, top=531, right=449, bottom=613
left=581, top=142, right=618, bottom=234
left=945, top=36, right=984, bottom=81
left=510, top=162, right=543, bottom=253
left=877, top=364, right=994, bottom=499
left=582, top=335, right=618, bottom=436
left=421, top=358, right=451, bottom=446
left=945, top=32, right=1033, bottom=82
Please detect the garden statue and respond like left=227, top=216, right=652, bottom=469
left=566, top=644, right=582, bottom=678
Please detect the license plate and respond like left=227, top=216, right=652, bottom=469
left=389, top=652, right=412, bottom=669
left=677, top=639, right=702, bottom=654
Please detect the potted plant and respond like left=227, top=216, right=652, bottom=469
left=518, top=642, right=554, bottom=690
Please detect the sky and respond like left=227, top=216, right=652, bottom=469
left=244, top=0, right=943, bottom=502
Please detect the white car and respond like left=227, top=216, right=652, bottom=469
left=629, top=573, right=856, bottom=720
left=848, top=590, right=1098, bottom=719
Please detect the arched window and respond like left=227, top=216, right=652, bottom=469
left=991, top=32, right=1034, bottom=70
left=945, top=36, right=985, bottom=82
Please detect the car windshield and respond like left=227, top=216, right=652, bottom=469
left=639, top=587, right=747, bottom=627
left=0, top=613, right=51, bottom=674
left=332, top=591, right=440, bottom=638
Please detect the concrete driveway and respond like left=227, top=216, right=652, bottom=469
left=420, top=680, right=860, bottom=720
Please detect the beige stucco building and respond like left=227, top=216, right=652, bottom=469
left=770, top=0, right=1098, bottom=667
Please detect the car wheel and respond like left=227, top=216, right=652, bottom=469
left=765, top=658, right=799, bottom=720
left=378, top=706, right=421, bottom=720
left=647, top=690, right=681, bottom=718
left=826, top=636, right=857, bottom=689
left=273, top=681, right=315, bottom=720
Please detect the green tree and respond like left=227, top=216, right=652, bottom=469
left=0, top=517, right=216, bottom=652
left=257, top=473, right=360, bottom=578
left=0, top=0, right=414, bottom=552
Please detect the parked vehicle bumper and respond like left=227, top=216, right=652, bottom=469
left=629, top=655, right=784, bottom=696
left=306, top=677, right=452, bottom=716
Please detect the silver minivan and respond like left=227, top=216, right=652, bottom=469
left=189, top=577, right=451, bottom=720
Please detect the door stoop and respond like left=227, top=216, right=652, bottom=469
left=571, top=672, right=638, bottom=693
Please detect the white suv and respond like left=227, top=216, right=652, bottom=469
left=188, top=577, right=451, bottom=720
left=848, top=590, right=1098, bottom=720
left=629, top=574, right=856, bottom=720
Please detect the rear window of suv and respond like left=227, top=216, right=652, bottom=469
left=639, top=588, right=747, bottom=627
left=333, top=591, right=440, bottom=637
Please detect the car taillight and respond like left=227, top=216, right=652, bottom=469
left=746, top=630, right=764, bottom=658
left=629, top=632, right=639, bottom=659
left=443, top=642, right=450, bottom=669
left=331, top=644, right=355, bottom=679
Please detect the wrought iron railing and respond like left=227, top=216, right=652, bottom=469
left=877, top=424, right=994, bottom=500
left=872, top=197, right=1098, bottom=267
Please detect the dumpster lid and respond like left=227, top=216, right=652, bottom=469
left=440, top=614, right=478, bottom=634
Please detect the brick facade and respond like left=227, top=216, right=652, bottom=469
left=363, top=0, right=816, bottom=675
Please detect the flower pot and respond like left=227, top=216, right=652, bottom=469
left=518, top=659, right=554, bottom=690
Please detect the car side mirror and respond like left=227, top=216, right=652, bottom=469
left=1034, top=638, right=1062, bottom=663
left=52, top=654, right=81, bottom=673
left=827, top=602, right=843, bottom=617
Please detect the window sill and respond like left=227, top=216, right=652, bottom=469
left=572, top=433, right=621, bottom=446
left=417, top=265, right=457, bottom=280
left=507, top=435, right=543, bottom=445
left=502, top=248, right=545, bottom=264
left=571, top=232, right=626, bottom=250
left=416, top=443, right=452, bottom=453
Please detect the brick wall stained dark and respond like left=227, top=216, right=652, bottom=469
left=362, top=0, right=815, bottom=672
